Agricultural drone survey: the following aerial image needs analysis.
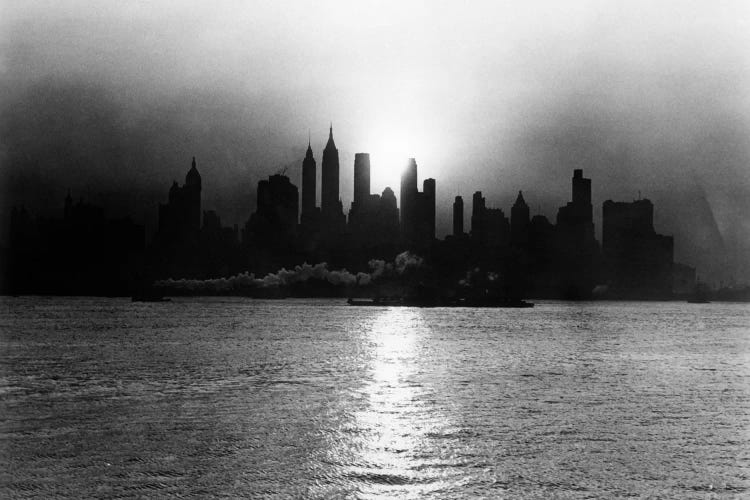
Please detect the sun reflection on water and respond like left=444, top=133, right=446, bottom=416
left=345, top=307, right=452, bottom=498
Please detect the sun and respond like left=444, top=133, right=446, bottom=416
left=366, top=126, right=426, bottom=193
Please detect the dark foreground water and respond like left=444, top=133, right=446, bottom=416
left=1, top=298, right=749, bottom=499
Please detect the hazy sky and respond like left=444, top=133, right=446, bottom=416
left=1, top=1, right=749, bottom=280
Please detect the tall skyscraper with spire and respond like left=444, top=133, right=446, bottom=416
left=185, top=156, right=202, bottom=233
left=300, top=136, right=317, bottom=227
left=158, top=156, right=202, bottom=243
left=319, top=124, right=345, bottom=240
left=321, top=124, right=340, bottom=216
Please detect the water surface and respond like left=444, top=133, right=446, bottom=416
left=1, top=297, right=749, bottom=498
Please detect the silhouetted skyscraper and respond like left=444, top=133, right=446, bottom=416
left=379, top=187, right=399, bottom=244
left=400, top=158, right=418, bottom=240
left=471, top=191, right=486, bottom=243
left=420, top=178, right=436, bottom=242
left=511, top=190, right=530, bottom=248
left=321, top=124, right=340, bottom=216
left=399, top=158, right=434, bottom=250
left=245, top=174, right=299, bottom=247
left=158, top=156, right=202, bottom=244
left=555, top=169, right=598, bottom=298
left=453, top=196, right=464, bottom=236
left=470, top=190, right=509, bottom=248
left=485, top=208, right=510, bottom=247
left=572, top=168, right=592, bottom=209
left=301, top=138, right=317, bottom=225
left=556, top=169, right=594, bottom=241
left=348, top=153, right=375, bottom=249
left=353, top=153, right=371, bottom=205
left=602, top=198, right=673, bottom=296
left=348, top=167, right=400, bottom=255
left=8, top=194, right=144, bottom=295
left=319, top=125, right=345, bottom=239
left=185, top=156, right=202, bottom=231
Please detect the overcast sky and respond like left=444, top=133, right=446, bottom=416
left=1, top=1, right=749, bottom=281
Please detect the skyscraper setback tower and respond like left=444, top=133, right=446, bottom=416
left=555, top=169, right=598, bottom=298
left=321, top=125, right=340, bottom=216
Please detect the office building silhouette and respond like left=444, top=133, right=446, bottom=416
left=399, top=158, right=435, bottom=250
left=6, top=193, right=144, bottom=295
left=602, top=198, right=673, bottom=296
left=353, top=153, right=371, bottom=206
left=555, top=169, right=599, bottom=298
left=348, top=153, right=400, bottom=258
left=511, top=191, right=530, bottom=249
left=453, top=196, right=464, bottom=236
left=157, top=156, right=202, bottom=245
left=471, top=191, right=510, bottom=249
left=245, top=174, right=299, bottom=247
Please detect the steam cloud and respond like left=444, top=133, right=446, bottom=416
left=155, top=251, right=424, bottom=294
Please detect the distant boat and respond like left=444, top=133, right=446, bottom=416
left=347, top=296, right=534, bottom=308
left=454, top=297, right=534, bottom=308
left=347, top=297, right=402, bottom=307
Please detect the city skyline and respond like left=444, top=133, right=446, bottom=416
left=3, top=4, right=749, bottom=498
left=7, top=141, right=689, bottom=301
left=1, top=1, right=749, bottom=284
left=0, top=125, right=735, bottom=289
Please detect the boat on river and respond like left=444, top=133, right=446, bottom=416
left=347, top=296, right=534, bottom=308
left=347, top=297, right=403, bottom=306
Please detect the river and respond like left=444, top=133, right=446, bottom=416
left=1, top=297, right=748, bottom=498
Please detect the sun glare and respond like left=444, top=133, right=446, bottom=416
left=364, top=121, right=430, bottom=193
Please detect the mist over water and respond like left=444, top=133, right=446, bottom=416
left=1, top=297, right=749, bottom=498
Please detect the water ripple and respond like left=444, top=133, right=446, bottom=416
left=1, top=297, right=749, bottom=498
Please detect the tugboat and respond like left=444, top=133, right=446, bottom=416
left=455, top=296, right=534, bottom=308
left=347, top=297, right=402, bottom=306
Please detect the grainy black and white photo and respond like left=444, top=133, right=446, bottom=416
left=1, top=0, right=749, bottom=498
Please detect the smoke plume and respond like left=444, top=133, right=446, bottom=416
left=155, top=251, right=425, bottom=294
